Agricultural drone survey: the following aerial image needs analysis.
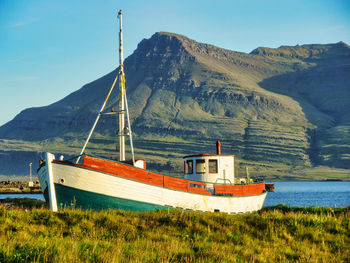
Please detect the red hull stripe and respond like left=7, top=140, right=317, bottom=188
left=81, top=156, right=211, bottom=195
left=214, top=183, right=265, bottom=196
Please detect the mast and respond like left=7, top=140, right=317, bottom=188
left=118, top=10, right=126, bottom=161
left=76, top=10, right=135, bottom=164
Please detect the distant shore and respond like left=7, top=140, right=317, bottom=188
left=0, top=180, right=42, bottom=194
left=0, top=178, right=348, bottom=195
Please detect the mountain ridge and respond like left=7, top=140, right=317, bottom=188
left=0, top=32, right=349, bottom=177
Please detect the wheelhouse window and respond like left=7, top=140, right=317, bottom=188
left=209, top=159, right=218, bottom=173
left=196, top=159, right=205, bottom=173
left=186, top=160, right=193, bottom=174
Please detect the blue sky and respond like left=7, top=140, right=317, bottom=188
left=0, top=0, right=349, bottom=126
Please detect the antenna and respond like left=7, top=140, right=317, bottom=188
left=118, top=10, right=126, bottom=161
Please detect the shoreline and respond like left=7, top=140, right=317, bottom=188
left=0, top=180, right=42, bottom=194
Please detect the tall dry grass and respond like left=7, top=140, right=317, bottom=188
left=0, top=201, right=349, bottom=262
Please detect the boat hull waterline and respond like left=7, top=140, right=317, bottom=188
left=38, top=153, right=267, bottom=213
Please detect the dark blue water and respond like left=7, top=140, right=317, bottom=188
left=263, top=181, right=350, bottom=207
left=0, top=194, right=44, bottom=200
left=1, top=182, right=349, bottom=208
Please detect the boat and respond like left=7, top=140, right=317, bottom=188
left=37, top=10, right=267, bottom=213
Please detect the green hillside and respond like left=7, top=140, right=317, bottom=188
left=0, top=33, right=349, bottom=179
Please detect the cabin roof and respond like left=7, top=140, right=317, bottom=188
left=183, top=154, right=235, bottom=159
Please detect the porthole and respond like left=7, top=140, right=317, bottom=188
left=59, top=178, right=65, bottom=184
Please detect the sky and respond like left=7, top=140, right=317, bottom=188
left=0, top=0, right=349, bottom=126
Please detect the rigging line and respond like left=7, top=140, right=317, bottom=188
left=76, top=73, right=119, bottom=164
left=123, top=86, right=135, bottom=165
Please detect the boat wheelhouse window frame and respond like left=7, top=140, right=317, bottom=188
left=209, top=159, right=218, bottom=173
left=196, top=159, right=206, bottom=174
left=185, top=160, right=193, bottom=174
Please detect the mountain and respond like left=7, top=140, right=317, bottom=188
left=0, top=33, right=349, bottom=179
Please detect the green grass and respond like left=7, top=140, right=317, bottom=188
left=291, top=166, right=350, bottom=181
left=0, top=201, right=349, bottom=262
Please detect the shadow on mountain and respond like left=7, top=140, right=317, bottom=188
left=259, top=57, right=350, bottom=168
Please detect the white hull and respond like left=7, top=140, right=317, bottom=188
left=38, top=153, right=267, bottom=213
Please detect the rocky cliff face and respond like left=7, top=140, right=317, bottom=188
left=0, top=33, right=349, bottom=175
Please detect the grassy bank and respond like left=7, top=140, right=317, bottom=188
left=0, top=201, right=349, bottom=262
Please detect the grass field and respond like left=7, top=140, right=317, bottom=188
left=0, top=199, right=349, bottom=262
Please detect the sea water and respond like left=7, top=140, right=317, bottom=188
left=0, top=194, right=45, bottom=201
left=0, top=181, right=349, bottom=208
left=263, top=181, right=350, bottom=207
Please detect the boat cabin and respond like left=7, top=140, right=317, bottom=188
left=183, top=141, right=235, bottom=185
